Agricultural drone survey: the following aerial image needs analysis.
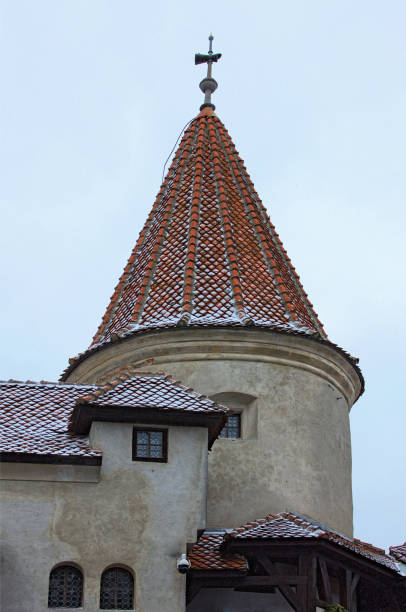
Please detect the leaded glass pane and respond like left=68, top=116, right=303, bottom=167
left=149, top=431, right=162, bottom=444
left=149, top=445, right=163, bottom=458
left=100, top=567, right=134, bottom=610
left=136, top=444, right=149, bottom=457
left=48, top=565, right=82, bottom=608
left=136, top=431, right=148, bottom=443
left=219, top=413, right=241, bottom=438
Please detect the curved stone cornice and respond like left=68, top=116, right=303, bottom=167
left=66, top=328, right=362, bottom=407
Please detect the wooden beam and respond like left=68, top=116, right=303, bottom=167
left=239, top=576, right=307, bottom=586
left=351, top=572, right=360, bottom=598
left=276, top=585, right=300, bottom=611
left=345, top=569, right=353, bottom=611
left=301, top=554, right=317, bottom=612
left=319, top=558, right=332, bottom=602
left=344, top=569, right=360, bottom=611
left=297, top=555, right=308, bottom=611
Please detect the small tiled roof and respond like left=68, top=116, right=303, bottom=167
left=189, top=531, right=247, bottom=572
left=0, top=380, right=100, bottom=461
left=75, top=368, right=227, bottom=415
left=69, top=368, right=228, bottom=448
left=223, top=512, right=399, bottom=573
left=62, top=107, right=362, bottom=388
left=390, top=543, right=406, bottom=564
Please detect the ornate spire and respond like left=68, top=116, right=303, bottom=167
left=195, top=34, right=222, bottom=111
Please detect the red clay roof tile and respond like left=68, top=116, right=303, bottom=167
left=72, top=368, right=228, bottom=417
left=390, top=543, right=406, bottom=564
left=224, top=511, right=400, bottom=573
left=189, top=532, right=247, bottom=572
left=90, top=111, right=326, bottom=344
left=0, top=380, right=100, bottom=460
left=189, top=512, right=401, bottom=574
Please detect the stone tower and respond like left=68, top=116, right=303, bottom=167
left=63, top=41, right=363, bottom=539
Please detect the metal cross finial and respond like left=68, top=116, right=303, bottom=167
left=208, top=33, right=214, bottom=54
left=195, top=34, right=222, bottom=111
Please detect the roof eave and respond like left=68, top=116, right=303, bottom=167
left=222, top=537, right=402, bottom=579
left=70, top=402, right=226, bottom=449
left=0, top=451, right=102, bottom=466
left=61, top=325, right=364, bottom=399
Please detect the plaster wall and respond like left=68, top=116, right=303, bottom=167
left=66, top=329, right=361, bottom=538
left=0, top=423, right=208, bottom=612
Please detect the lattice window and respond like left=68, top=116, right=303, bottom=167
left=100, top=567, right=134, bottom=610
left=219, top=413, right=241, bottom=438
left=132, top=427, right=167, bottom=462
left=48, top=564, right=83, bottom=608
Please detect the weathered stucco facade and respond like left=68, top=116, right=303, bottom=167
left=66, top=328, right=361, bottom=538
left=1, top=423, right=208, bottom=612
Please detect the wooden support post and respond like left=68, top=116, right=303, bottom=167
left=319, top=558, right=332, bottom=602
left=299, top=553, right=316, bottom=612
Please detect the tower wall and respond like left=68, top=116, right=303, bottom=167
left=67, top=329, right=361, bottom=538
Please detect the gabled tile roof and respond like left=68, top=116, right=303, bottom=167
left=390, top=543, right=406, bottom=564
left=69, top=368, right=228, bottom=448
left=1, top=372, right=227, bottom=462
left=62, top=106, right=362, bottom=382
left=74, top=368, right=227, bottom=415
left=189, top=531, right=247, bottom=572
left=0, top=380, right=100, bottom=461
left=223, top=511, right=400, bottom=573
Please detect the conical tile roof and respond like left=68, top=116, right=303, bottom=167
left=91, top=107, right=326, bottom=349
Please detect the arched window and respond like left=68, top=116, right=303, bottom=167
left=48, top=564, right=83, bottom=608
left=100, top=567, right=134, bottom=610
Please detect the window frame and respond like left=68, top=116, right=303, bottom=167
left=48, top=563, right=83, bottom=609
left=132, top=426, right=168, bottom=463
left=219, top=412, right=241, bottom=439
left=99, top=566, right=134, bottom=610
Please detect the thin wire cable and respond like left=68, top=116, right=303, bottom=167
left=161, top=118, right=195, bottom=184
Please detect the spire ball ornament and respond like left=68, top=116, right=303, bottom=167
left=195, top=34, right=222, bottom=111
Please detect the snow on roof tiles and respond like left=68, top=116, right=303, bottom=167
left=0, top=380, right=100, bottom=460
left=224, top=511, right=400, bottom=573
left=189, top=512, right=400, bottom=574
left=92, top=109, right=325, bottom=341
left=75, top=368, right=227, bottom=415
left=390, top=543, right=406, bottom=564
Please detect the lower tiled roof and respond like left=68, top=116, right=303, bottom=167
left=0, top=381, right=100, bottom=460
left=224, top=512, right=399, bottom=573
left=189, top=512, right=401, bottom=574
left=390, top=543, right=406, bottom=564
left=189, top=532, right=247, bottom=571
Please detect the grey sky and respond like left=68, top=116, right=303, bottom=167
left=1, top=0, right=405, bottom=550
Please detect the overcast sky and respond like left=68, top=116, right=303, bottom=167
left=1, top=1, right=405, bottom=551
